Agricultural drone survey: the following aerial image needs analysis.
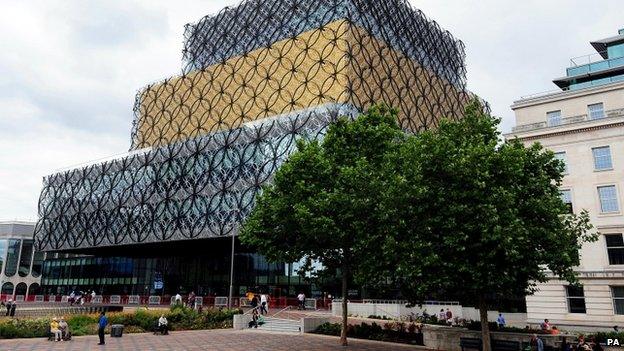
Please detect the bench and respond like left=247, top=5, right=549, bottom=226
left=460, top=337, right=482, bottom=351
left=492, top=339, right=519, bottom=351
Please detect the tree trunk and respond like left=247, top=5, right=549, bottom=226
left=340, top=267, right=348, bottom=346
left=479, top=296, right=491, bottom=351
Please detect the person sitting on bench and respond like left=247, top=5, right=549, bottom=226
left=50, top=318, right=62, bottom=342
left=157, top=315, right=168, bottom=335
left=59, top=317, right=71, bottom=341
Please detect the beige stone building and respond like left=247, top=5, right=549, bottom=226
left=506, top=29, right=624, bottom=328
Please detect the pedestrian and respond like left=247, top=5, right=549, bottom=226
left=590, top=336, right=603, bottom=351
left=438, top=309, right=446, bottom=322
left=260, top=293, right=269, bottom=315
left=248, top=308, right=259, bottom=328
left=91, top=290, right=96, bottom=303
left=250, top=294, right=258, bottom=310
left=97, top=311, right=108, bottom=345
left=9, top=300, right=16, bottom=317
left=577, top=335, right=591, bottom=351
left=560, top=336, right=572, bottom=351
left=175, top=293, right=182, bottom=305
left=540, top=318, right=551, bottom=332
left=4, top=299, right=11, bottom=316
left=157, top=314, right=169, bottom=335
left=531, top=334, right=544, bottom=351
left=497, top=313, right=506, bottom=328
left=188, top=291, right=196, bottom=308
left=297, top=292, right=306, bottom=310
left=445, top=308, right=453, bottom=325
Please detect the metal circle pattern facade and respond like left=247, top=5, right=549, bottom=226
left=35, top=0, right=476, bottom=251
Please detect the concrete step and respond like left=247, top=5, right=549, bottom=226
left=257, top=317, right=301, bottom=333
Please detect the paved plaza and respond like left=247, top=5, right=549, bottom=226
left=0, top=329, right=428, bottom=351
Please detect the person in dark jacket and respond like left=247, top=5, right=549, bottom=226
left=97, top=311, right=108, bottom=345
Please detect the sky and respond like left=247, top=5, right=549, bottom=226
left=0, top=0, right=623, bottom=221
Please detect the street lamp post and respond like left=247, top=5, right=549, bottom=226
left=227, top=228, right=236, bottom=309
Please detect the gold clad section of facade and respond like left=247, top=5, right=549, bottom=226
left=134, top=20, right=469, bottom=149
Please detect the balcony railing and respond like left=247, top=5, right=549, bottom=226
left=511, top=108, right=624, bottom=133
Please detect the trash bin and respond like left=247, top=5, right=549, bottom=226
left=111, top=324, right=124, bottom=337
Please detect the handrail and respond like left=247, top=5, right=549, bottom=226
left=271, top=305, right=293, bottom=319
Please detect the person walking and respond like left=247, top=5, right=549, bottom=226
left=91, top=290, right=96, bottom=303
left=531, top=334, right=544, bottom=351
left=297, top=292, right=305, bottom=310
left=97, top=311, right=108, bottom=345
left=260, top=293, right=269, bottom=315
left=9, top=300, right=16, bottom=317
left=174, top=293, right=182, bottom=305
left=497, top=313, right=506, bottom=328
left=4, top=299, right=12, bottom=316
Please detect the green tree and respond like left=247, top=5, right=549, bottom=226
left=369, top=102, right=595, bottom=351
left=240, top=104, right=404, bottom=346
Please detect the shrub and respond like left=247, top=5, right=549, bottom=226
left=0, top=307, right=242, bottom=339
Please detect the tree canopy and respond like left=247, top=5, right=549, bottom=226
left=240, top=104, right=405, bottom=345
left=240, top=101, right=595, bottom=349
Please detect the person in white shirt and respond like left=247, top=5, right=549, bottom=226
left=297, top=292, right=305, bottom=310
left=157, top=315, right=168, bottom=335
left=91, top=291, right=96, bottom=303
left=260, top=294, right=269, bottom=315
left=174, top=293, right=182, bottom=305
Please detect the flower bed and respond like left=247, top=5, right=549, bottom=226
left=0, top=305, right=242, bottom=339
left=313, top=321, right=424, bottom=345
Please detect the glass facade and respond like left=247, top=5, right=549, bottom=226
left=18, top=239, right=33, bottom=277
left=31, top=251, right=44, bottom=278
left=39, top=239, right=334, bottom=297
left=4, top=239, right=21, bottom=277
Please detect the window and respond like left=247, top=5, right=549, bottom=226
left=592, top=146, right=613, bottom=170
left=566, top=285, right=586, bottom=313
left=598, top=185, right=620, bottom=213
left=606, top=234, right=624, bottom=265
left=554, top=152, right=568, bottom=174
left=613, top=286, right=624, bottom=314
left=547, top=110, right=562, bottom=126
left=588, top=103, right=605, bottom=120
left=560, top=189, right=573, bottom=213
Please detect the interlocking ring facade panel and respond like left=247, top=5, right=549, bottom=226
left=35, top=0, right=476, bottom=251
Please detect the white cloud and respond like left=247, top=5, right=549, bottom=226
left=0, top=0, right=623, bottom=220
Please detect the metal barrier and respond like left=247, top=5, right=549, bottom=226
left=93, top=295, right=103, bottom=304
left=239, top=297, right=250, bottom=307
left=48, top=294, right=57, bottom=302
left=304, top=298, right=317, bottom=310
left=61, top=295, right=69, bottom=303
left=35, top=295, right=44, bottom=302
left=148, top=296, right=161, bottom=305
left=214, top=296, right=228, bottom=307
left=15, top=295, right=25, bottom=302
left=194, top=296, right=203, bottom=308
left=110, top=295, right=121, bottom=304
left=128, top=295, right=140, bottom=304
